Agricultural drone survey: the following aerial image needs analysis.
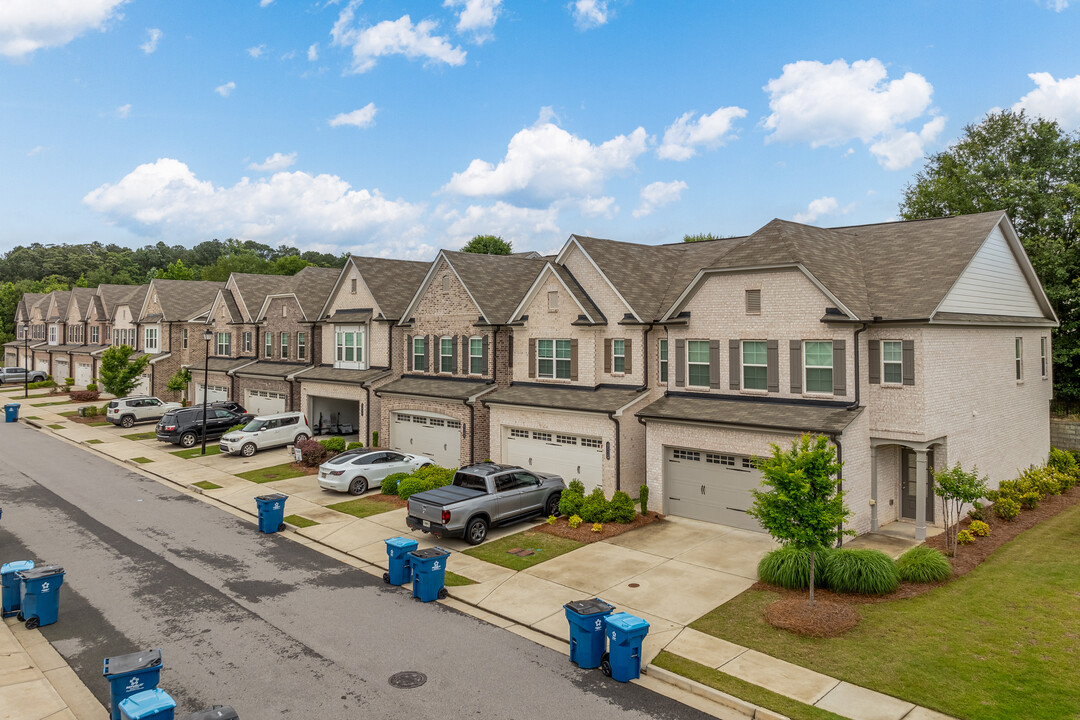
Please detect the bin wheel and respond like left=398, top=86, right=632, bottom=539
left=600, top=653, right=611, bottom=678
left=437, top=588, right=448, bottom=599
left=25, top=617, right=39, bottom=630
left=382, top=572, right=391, bottom=583
left=278, top=523, right=286, bottom=532
left=16, top=613, right=23, bottom=622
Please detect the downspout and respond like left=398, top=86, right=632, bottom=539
left=364, top=383, right=372, bottom=447
left=638, top=323, right=654, bottom=391
left=849, top=323, right=867, bottom=410
left=607, top=411, right=621, bottom=492
left=831, top=432, right=844, bottom=548
left=463, top=397, right=475, bottom=465
left=491, top=325, right=498, bottom=385
left=386, top=320, right=393, bottom=368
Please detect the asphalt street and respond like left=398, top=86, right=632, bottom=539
left=0, top=421, right=711, bottom=719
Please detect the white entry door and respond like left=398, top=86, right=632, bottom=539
left=391, top=413, right=461, bottom=468
left=75, top=362, right=93, bottom=386
left=246, top=389, right=287, bottom=416
left=196, top=384, right=228, bottom=404
left=54, top=359, right=68, bottom=380
left=504, top=428, right=604, bottom=492
left=664, top=447, right=765, bottom=531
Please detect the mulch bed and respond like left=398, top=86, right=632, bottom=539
left=68, top=414, right=108, bottom=425
left=764, top=597, right=860, bottom=638
left=535, top=511, right=660, bottom=543
left=286, top=462, right=320, bottom=476
left=364, top=493, right=407, bottom=508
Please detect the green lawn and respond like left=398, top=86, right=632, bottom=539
left=121, top=431, right=157, bottom=441
left=463, top=530, right=584, bottom=571
left=86, top=439, right=103, bottom=444
left=24, top=416, right=41, bottom=420
left=171, top=445, right=223, bottom=459
left=237, top=463, right=308, bottom=483
left=326, top=497, right=396, bottom=519
left=47, top=423, right=64, bottom=429
left=284, top=514, right=319, bottom=528
left=30, top=400, right=76, bottom=407
left=690, top=501, right=1080, bottom=720
left=444, top=571, right=475, bottom=587
left=58, top=410, right=78, bottom=417
left=193, top=480, right=222, bottom=490
left=130, top=457, right=153, bottom=464
left=652, top=652, right=846, bottom=720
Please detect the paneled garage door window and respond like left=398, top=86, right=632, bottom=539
left=706, top=453, right=736, bottom=466
left=581, top=438, right=602, bottom=449
left=510, top=429, right=529, bottom=438
left=672, top=449, right=700, bottom=461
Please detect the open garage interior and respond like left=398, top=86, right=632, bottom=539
left=391, top=412, right=461, bottom=468
left=308, top=395, right=359, bottom=437
left=504, top=427, right=603, bottom=492
left=664, top=446, right=765, bottom=532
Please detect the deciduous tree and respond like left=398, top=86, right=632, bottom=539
left=98, top=346, right=151, bottom=398
left=460, top=235, right=512, bottom=255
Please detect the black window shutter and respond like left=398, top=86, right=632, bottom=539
left=728, top=339, right=740, bottom=390
left=833, top=339, right=847, bottom=396
left=422, top=335, right=429, bottom=372
left=767, top=339, right=778, bottom=393
left=709, top=339, right=721, bottom=389
left=406, top=334, right=412, bottom=369
left=624, top=338, right=632, bottom=374
left=902, top=339, right=915, bottom=385
left=675, top=339, right=685, bottom=387
left=570, top=339, right=579, bottom=381
left=604, top=338, right=612, bottom=374
left=481, top=335, right=489, bottom=375
left=528, top=337, right=536, bottom=379
left=868, top=340, right=880, bottom=384
left=451, top=335, right=458, bottom=374
left=790, top=340, right=802, bottom=393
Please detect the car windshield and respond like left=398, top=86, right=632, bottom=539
left=241, top=419, right=268, bottom=432
left=326, top=452, right=362, bottom=466
left=453, top=472, right=487, bottom=491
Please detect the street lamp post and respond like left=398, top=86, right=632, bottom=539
left=23, top=323, right=29, bottom=400
left=201, top=329, right=213, bottom=455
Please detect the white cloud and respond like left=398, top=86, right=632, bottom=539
left=140, top=27, right=162, bottom=54
left=280, top=49, right=296, bottom=60
left=1012, top=72, right=1080, bottom=129
left=83, top=158, right=425, bottom=247
left=442, top=201, right=560, bottom=247
left=633, top=180, right=687, bottom=218
left=658, top=106, right=748, bottom=161
left=443, top=108, right=648, bottom=201
left=330, top=1, right=466, bottom=74
left=247, top=44, right=266, bottom=58
left=307, top=42, right=318, bottom=61
left=570, top=0, right=610, bottom=29
left=329, top=103, right=378, bottom=128
left=215, top=81, right=236, bottom=97
left=444, top=0, right=501, bottom=43
left=248, top=152, right=297, bottom=172
left=116, top=103, right=131, bottom=119
left=27, top=145, right=44, bottom=157
left=260, top=0, right=274, bottom=6
left=763, top=58, right=943, bottom=169
left=793, top=196, right=838, bottom=224
left=1039, top=0, right=1068, bottom=10
left=578, top=195, right=618, bottom=218
left=0, top=0, right=128, bottom=59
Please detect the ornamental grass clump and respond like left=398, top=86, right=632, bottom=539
left=822, top=549, right=900, bottom=595
left=757, top=547, right=834, bottom=591
left=895, top=546, right=952, bottom=583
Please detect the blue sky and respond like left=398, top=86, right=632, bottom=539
left=3, top=0, right=1080, bottom=259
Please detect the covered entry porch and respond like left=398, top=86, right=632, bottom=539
left=870, top=436, right=946, bottom=541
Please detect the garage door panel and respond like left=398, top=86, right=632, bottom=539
left=505, top=429, right=603, bottom=492
left=75, top=362, right=93, bottom=386
left=665, top=448, right=764, bottom=532
left=392, top=413, right=460, bottom=468
left=246, top=390, right=287, bottom=416
left=196, top=384, right=228, bottom=404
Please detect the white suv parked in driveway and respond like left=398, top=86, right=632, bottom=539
left=107, top=396, right=183, bottom=428
left=219, top=412, right=312, bottom=457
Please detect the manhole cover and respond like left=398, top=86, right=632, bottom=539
left=389, top=671, right=427, bottom=689
left=628, top=583, right=640, bottom=588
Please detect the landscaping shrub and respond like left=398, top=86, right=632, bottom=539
left=371, top=430, right=379, bottom=447
left=757, top=547, right=835, bottom=591
left=994, top=496, right=1020, bottom=520
left=28, top=378, right=56, bottom=390
left=895, top=546, right=952, bottom=583
left=227, top=423, right=245, bottom=433
left=822, top=549, right=900, bottom=595
left=1049, top=446, right=1079, bottom=477
left=558, top=482, right=585, bottom=517
left=397, top=476, right=436, bottom=500
left=579, top=488, right=609, bottom=523
left=969, top=520, right=990, bottom=536
left=84, top=405, right=99, bottom=417
left=1018, top=467, right=1062, bottom=497
left=382, top=472, right=409, bottom=494
left=547, top=515, right=557, bottom=525
left=415, top=465, right=454, bottom=487
left=1020, top=491, right=1040, bottom=510
left=296, top=438, right=328, bottom=467
left=69, top=390, right=99, bottom=402
left=605, top=491, right=636, bottom=524
left=591, top=523, right=603, bottom=533
left=568, top=515, right=582, bottom=529
left=567, top=479, right=585, bottom=495
left=319, top=436, right=347, bottom=453
left=967, top=501, right=986, bottom=522
left=86, top=383, right=98, bottom=392
left=639, top=484, right=649, bottom=515
left=64, top=377, right=75, bottom=387
left=957, top=529, right=975, bottom=545
left=346, top=441, right=364, bottom=450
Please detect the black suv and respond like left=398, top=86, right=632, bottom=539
left=156, top=407, right=253, bottom=447
left=211, top=400, right=247, bottom=415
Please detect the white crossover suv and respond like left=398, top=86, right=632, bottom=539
left=219, top=412, right=312, bottom=457
left=107, top=396, right=183, bottom=428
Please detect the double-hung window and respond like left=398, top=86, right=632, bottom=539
left=469, top=337, right=484, bottom=375
left=335, top=327, right=362, bottom=367
left=144, top=327, right=158, bottom=352
left=243, top=332, right=252, bottom=353
left=182, top=328, right=188, bottom=349
left=687, top=340, right=710, bottom=387
left=265, top=332, right=272, bottom=358
left=1015, top=337, right=1023, bottom=381
left=215, top=332, right=231, bottom=356
left=280, top=332, right=289, bottom=360
left=612, top=339, right=626, bottom=373
left=440, top=337, right=453, bottom=373
left=659, top=339, right=668, bottom=382
left=742, top=341, right=767, bottom=390
left=1041, top=337, right=1048, bottom=378
left=537, top=339, right=571, bottom=379
left=297, top=332, right=306, bottom=361
left=91, top=326, right=100, bottom=344
left=804, top=341, right=833, bottom=393
left=412, top=337, right=425, bottom=371
left=49, top=326, right=57, bottom=344
left=882, top=340, right=903, bottom=384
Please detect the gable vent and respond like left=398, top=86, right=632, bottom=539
left=745, top=289, right=761, bottom=315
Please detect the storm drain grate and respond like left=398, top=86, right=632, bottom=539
left=389, top=671, right=427, bottom=689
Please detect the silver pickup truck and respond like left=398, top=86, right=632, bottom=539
left=406, top=462, right=566, bottom=545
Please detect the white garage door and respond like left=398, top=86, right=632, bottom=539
left=246, top=390, right=288, bottom=416
left=664, top=447, right=764, bottom=532
left=505, top=428, right=604, bottom=492
left=392, top=413, right=461, bottom=468
left=196, top=384, right=228, bottom=404
left=75, top=362, right=93, bottom=386
left=132, top=374, right=151, bottom=396
left=36, top=358, right=49, bottom=373
left=54, top=359, right=68, bottom=380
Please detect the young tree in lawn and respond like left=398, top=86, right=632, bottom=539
left=933, top=462, right=988, bottom=557
left=166, top=367, right=192, bottom=404
left=747, top=434, right=853, bottom=606
left=98, top=345, right=151, bottom=398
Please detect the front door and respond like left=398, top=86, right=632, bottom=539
left=901, top=448, right=935, bottom=523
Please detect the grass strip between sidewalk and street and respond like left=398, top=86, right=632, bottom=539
left=24, top=416, right=41, bottom=420
left=444, top=571, right=475, bottom=587
left=121, top=431, right=157, bottom=441
left=193, top=480, right=222, bottom=490
left=47, top=423, right=64, bottom=429
left=284, top=514, right=319, bottom=528
left=237, top=463, right=308, bottom=483
left=31, top=400, right=77, bottom=407
left=650, top=652, right=846, bottom=720
left=172, top=445, right=223, bottom=459
left=327, top=497, right=396, bottom=519
left=463, top=530, right=584, bottom=571
left=131, top=457, right=153, bottom=464
left=86, top=439, right=103, bottom=444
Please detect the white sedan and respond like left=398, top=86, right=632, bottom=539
left=317, top=450, right=433, bottom=495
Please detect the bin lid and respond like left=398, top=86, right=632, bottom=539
left=563, top=598, right=615, bottom=616
left=409, top=547, right=450, bottom=559
left=605, top=612, right=650, bottom=633
left=255, top=493, right=288, bottom=502
left=103, top=649, right=163, bottom=677
left=119, top=689, right=176, bottom=719
left=385, top=536, right=419, bottom=550
left=1, top=560, right=34, bottom=575
left=179, top=706, right=239, bottom=720
left=16, top=565, right=63, bottom=580
left=4, top=403, right=20, bottom=409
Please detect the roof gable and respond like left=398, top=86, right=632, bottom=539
left=509, top=262, right=604, bottom=324
left=352, top=256, right=431, bottom=321
left=141, top=279, right=224, bottom=321
left=441, top=251, right=548, bottom=324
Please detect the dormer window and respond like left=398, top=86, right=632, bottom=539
left=335, top=326, right=363, bottom=369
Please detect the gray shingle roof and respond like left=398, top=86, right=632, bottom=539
left=296, top=366, right=391, bottom=385
left=229, top=273, right=288, bottom=322
left=67, top=287, right=97, bottom=320
left=376, top=376, right=495, bottom=400
left=233, top=361, right=311, bottom=379
left=550, top=265, right=605, bottom=323
left=352, top=256, right=431, bottom=321
left=203, top=357, right=258, bottom=373
left=149, top=280, right=224, bottom=321
left=112, top=285, right=149, bottom=320
left=289, top=266, right=341, bottom=320
left=637, top=394, right=863, bottom=435
left=483, top=384, right=648, bottom=413
left=441, top=251, right=548, bottom=324
left=219, top=289, right=243, bottom=322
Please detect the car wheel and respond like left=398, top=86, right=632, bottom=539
left=180, top=432, right=197, bottom=448
left=241, top=442, right=257, bottom=457
left=420, top=463, right=433, bottom=469
left=294, top=433, right=309, bottom=444
left=120, top=415, right=135, bottom=428
left=545, top=492, right=561, bottom=517
left=349, top=477, right=368, bottom=495
left=465, top=517, right=488, bottom=546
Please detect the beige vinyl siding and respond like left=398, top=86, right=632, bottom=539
left=936, top=225, right=1044, bottom=317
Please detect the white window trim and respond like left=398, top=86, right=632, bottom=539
left=244, top=332, right=252, bottom=353
left=264, top=332, right=272, bottom=358
left=297, top=332, right=307, bottom=361
left=612, top=339, right=626, bottom=374
left=536, top=338, right=571, bottom=380
left=1015, top=337, right=1023, bottom=382
left=182, top=328, right=188, bottom=349
left=412, top=337, right=425, bottom=372
left=144, top=326, right=160, bottom=354
left=803, top=339, right=834, bottom=396
left=686, top=339, right=710, bottom=389
left=658, top=339, right=668, bottom=383
left=881, top=339, right=904, bottom=386
left=741, top=340, right=768, bottom=392
left=468, top=336, right=484, bottom=375
left=280, top=331, right=289, bottom=360
left=334, top=325, right=364, bottom=369
left=439, top=336, right=453, bottom=374
left=215, top=332, right=230, bottom=357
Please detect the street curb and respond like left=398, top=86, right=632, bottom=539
left=643, top=665, right=788, bottom=720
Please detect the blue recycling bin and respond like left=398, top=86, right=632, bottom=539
left=16, top=564, right=64, bottom=629
left=1, top=560, right=34, bottom=618
left=4, top=403, right=20, bottom=422
left=602, top=612, right=650, bottom=682
left=103, top=649, right=163, bottom=720
left=383, top=536, right=418, bottom=586
left=564, top=598, right=615, bottom=669
left=408, top=547, right=450, bottom=602
left=119, top=688, right=176, bottom=720
left=254, top=493, right=287, bottom=533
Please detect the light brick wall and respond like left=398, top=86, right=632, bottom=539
left=863, top=328, right=926, bottom=439
left=513, top=272, right=600, bottom=385
left=321, top=264, right=388, bottom=368
left=379, top=394, right=480, bottom=467
left=261, top=296, right=314, bottom=364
